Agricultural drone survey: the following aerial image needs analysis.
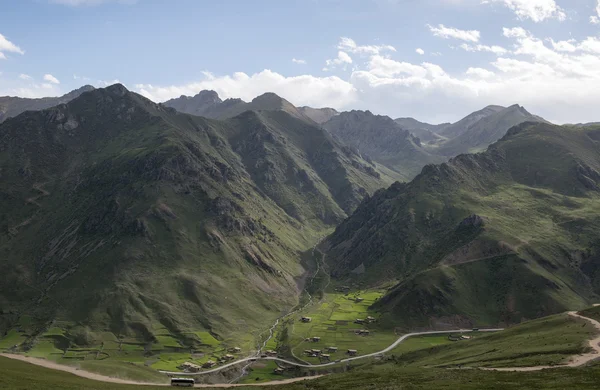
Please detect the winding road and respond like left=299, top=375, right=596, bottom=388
left=157, top=328, right=504, bottom=376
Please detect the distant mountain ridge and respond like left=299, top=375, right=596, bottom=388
left=0, top=85, right=95, bottom=123
left=322, top=110, right=444, bottom=181
left=435, top=104, right=548, bottom=156
left=324, top=121, right=600, bottom=329
left=163, top=90, right=314, bottom=122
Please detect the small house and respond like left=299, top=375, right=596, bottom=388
left=355, top=297, right=364, bottom=303
left=310, top=349, right=322, bottom=355
left=327, top=346, right=338, bottom=352
left=320, top=354, right=331, bottom=361
left=311, top=336, right=321, bottom=342
left=273, top=367, right=285, bottom=375
left=301, top=316, right=312, bottom=323
left=229, top=347, right=242, bottom=353
left=178, top=362, right=202, bottom=373
left=347, top=349, right=358, bottom=356
left=366, top=316, right=375, bottom=322
left=461, top=335, right=472, bottom=340
left=354, top=319, right=365, bottom=324
left=202, top=360, right=217, bottom=368
left=265, top=350, right=278, bottom=357
left=224, top=354, right=235, bottom=361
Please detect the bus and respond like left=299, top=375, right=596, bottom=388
left=171, top=377, right=195, bottom=387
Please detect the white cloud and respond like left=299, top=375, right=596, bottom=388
left=416, top=48, right=425, bottom=55
left=0, top=33, right=24, bottom=58
left=43, top=74, right=60, bottom=84
left=502, top=27, right=528, bottom=39
left=135, top=70, right=357, bottom=109
left=19, top=74, right=33, bottom=80
left=427, top=24, right=480, bottom=42
left=460, top=43, right=508, bottom=55
left=337, top=37, right=396, bottom=55
left=466, top=67, right=496, bottom=79
left=592, top=1, right=600, bottom=24
left=485, top=0, right=566, bottom=22
left=324, top=51, right=353, bottom=71
left=292, top=58, right=307, bottom=65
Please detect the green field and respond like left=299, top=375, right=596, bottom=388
left=285, top=290, right=398, bottom=363
left=276, top=364, right=600, bottom=390
left=391, top=313, right=598, bottom=368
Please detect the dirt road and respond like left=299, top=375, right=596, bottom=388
left=482, top=311, right=600, bottom=372
left=0, top=353, right=322, bottom=388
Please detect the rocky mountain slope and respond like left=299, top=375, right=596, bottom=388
left=323, top=122, right=600, bottom=329
left=0, top=85, right=95, bottom=123
left=163, top=90, right=313, bottom=122
left=322, top=110, right=443, bottom=180
left=436, top=105, right=548, bottom=156
left=0, top=84, right=397, bottom=345
left=298, top=106, right=339, bottom=124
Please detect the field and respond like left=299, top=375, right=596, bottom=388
left=6, top=355, right=600, bottom=390
left=391, top=313, right=598, bottom=368
left=0, top=323, right=253, bottom=380
left=285, top=290, right=398, bottom=363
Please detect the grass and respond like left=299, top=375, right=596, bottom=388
left=389, top=334, right=454, bottom=355
left=62, top=359, right=168, bottom=383
left=0, top=330, right=27, bottom=349
left=391, top=313, right=598, bottom=368
left=578, top=306, right=600, bottom=323
left=286, top=290, right=397, bottom=363
left=6, top=355, right=600, bottom=390
left=276, top=364, right=600, bottom=390
left=241, top=361, right=289, bottom=384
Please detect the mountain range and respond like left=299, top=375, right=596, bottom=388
left=1, top=82, right=590, bottom=349
left=0, top=85, right=95, bottom=123
left=0, top=84, right=395, bottom=344
left=324, top=121, right=600, bottom=329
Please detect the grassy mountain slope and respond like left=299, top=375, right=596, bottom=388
left=0, top=84, right=394, bottom=348
left=322, top=110, right=443, bottom=180
left=436, top=105, right=547, bottom=156
left=324, top=122, right=600, bottom=329
left=0, top=85, right=95, bottom=123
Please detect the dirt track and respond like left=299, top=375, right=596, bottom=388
left=482, top=311, right=600, bottom=372
left=0, top=353, right=322, bottom=388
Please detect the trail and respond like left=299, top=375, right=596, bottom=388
left=481, top=311, right=600, bottom=372
left=0, top=353, right=322, bottom=388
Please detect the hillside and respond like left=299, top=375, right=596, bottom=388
left=436, top=105, right=505, bottom=139
left=436, top=105, right=547, bottom=156
left=394, top=117, right=449, bottom=144
left=324, top=122, right=600, bottom=329
left=163, top=90, right=313, bottom=122
left=322, top=110, right=443, bottom=180
left=0, top=84, right=397, bottom=350
left=0, top=85, right=95, bottom=123
left=298, top=106, right=339, bottom=124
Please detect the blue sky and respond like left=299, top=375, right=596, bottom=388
left=1, top=0, right=600, bottom=123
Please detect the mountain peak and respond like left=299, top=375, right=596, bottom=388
left=251, top=92, right=288, bottom=106
left=105, top=83, right=129, bottom=96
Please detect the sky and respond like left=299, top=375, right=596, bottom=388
left=1, top=0, right=600, bottom=124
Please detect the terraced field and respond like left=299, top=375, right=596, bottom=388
left=286, top=290, right=398, bottom=364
